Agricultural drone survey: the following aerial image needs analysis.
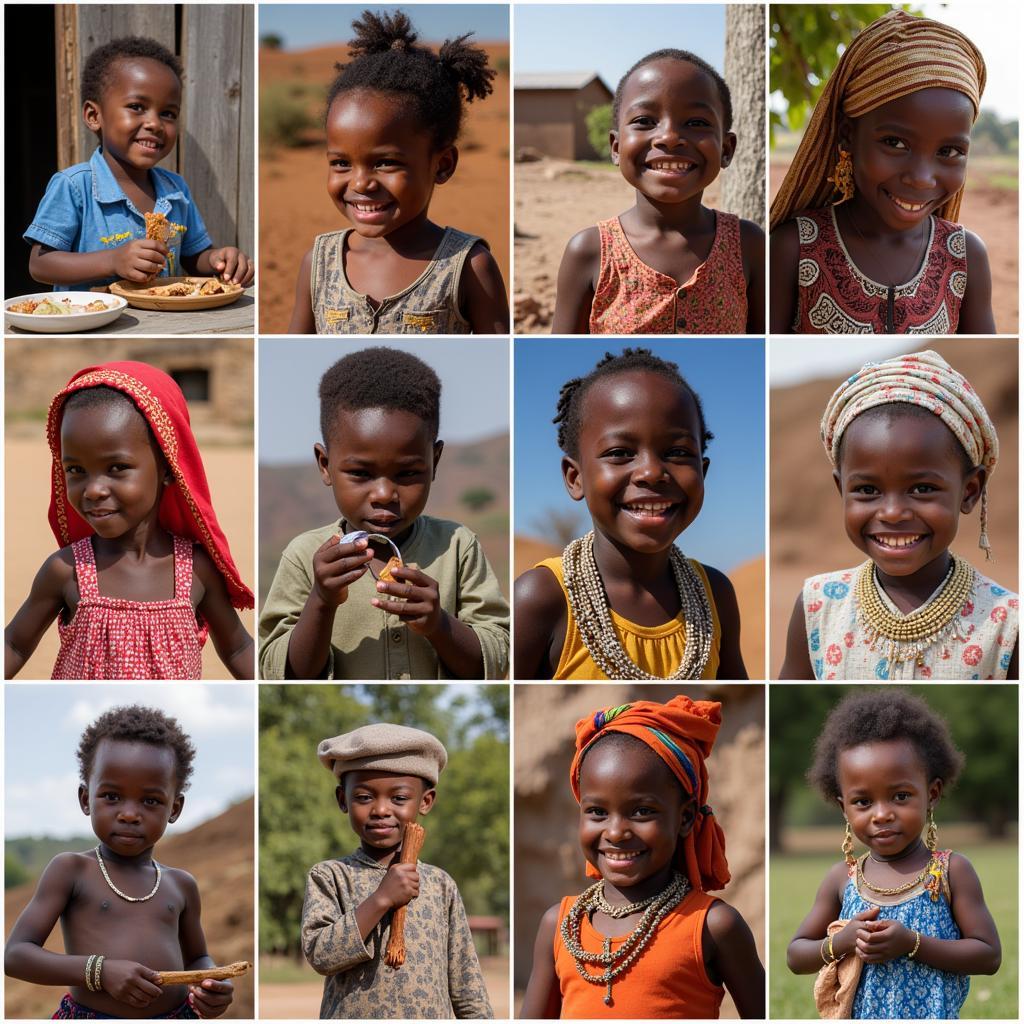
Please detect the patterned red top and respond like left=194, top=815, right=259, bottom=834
left=589, top=212, right=748, bottom=334
left=793, top=207, right=967, bottom=334
left=52, top=535, right=207, bottom=680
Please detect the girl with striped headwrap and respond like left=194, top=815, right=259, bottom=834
left=769, top=10, right=995, bottom=335
left=779, top=350, right=1018, bottom=682
left=519, top=695, right=765, bottom=1019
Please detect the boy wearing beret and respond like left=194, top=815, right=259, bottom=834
left=300, top=723, right=493, bottom=1019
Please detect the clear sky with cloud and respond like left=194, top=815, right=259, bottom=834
left=5, top=685, right=255, bottom=840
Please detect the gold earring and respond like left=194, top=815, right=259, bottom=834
left=828, top=147, right=855, bottom=205
left=842, top=819, right=855, bottom=865
left=925, top=808, right=938, bottom=853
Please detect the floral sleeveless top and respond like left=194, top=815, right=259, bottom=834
left=793, top=207, right=967, bottom=334
left=840, top=850, right=968, bottom=1019
left=311, top=226, right=482, bottom=334
left=589, top=212, right=747, bottom=334
left=53, top=535, right=206, bottom=680
left=803, top=563, right=1018, bottom=680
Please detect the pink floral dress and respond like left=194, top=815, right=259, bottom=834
left=52, top=535, right=206, bottom=680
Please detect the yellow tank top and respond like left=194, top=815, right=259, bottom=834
left=536, top=556, right=721, bottom=680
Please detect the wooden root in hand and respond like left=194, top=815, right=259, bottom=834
left=384, top=822, right=427, bottom=968
left=156, top=961, right=251, bottom=985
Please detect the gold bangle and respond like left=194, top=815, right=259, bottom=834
left=821, top=937, right=831, bottom=964
left=828, top=932, right=837, bottom=961
left=908, top=930, right=921, bottom=959
left=85, top=955, right=97, bottom=992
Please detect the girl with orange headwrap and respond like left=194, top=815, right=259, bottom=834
left=769, top=10, right=995, bottom=335
left=519, top=695, right=764, bottom=1019
left=5, top=361, right=254, bottom=680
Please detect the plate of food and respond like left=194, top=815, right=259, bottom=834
left=109, top=276, right=245, bottom=311
left=4, top=293, right=128, bottom=333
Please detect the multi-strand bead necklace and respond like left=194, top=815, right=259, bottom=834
left=560, top=872, right=690, bottom=1006
left=562, top=532, right=713, bottom=680
left=854, top=555, right=975, bottom=667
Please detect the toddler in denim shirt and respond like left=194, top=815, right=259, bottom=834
left=24, top=36, right=254, bottom=291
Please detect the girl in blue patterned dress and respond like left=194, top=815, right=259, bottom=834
left=786, top=689, right=1001, bottom=1019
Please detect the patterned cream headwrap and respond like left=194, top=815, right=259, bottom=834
left=770, top=10, right=987, bottom=230
left=821, top=350, right=999, bottom=557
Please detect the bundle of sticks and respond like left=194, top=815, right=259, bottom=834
left=384, top=822, right=426, bottom=968
left=156, top=961, right=251, bottom=985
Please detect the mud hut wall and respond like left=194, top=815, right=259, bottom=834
left=513, top=684, right=765, bottom=989
left=573, top=77, right=614, bottom=160
left=515, top=90, right=578, bottom=159
left=55, top=4, right=250, bottom=250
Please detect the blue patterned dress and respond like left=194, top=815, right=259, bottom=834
left=840, top=850, right=969, bottom=1018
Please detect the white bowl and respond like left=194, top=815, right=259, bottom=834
left=5, top=292, right=128, bottom=333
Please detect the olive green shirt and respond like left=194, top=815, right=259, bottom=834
left=258, top=516, right=509, bottom=680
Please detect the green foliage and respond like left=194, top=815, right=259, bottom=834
left=971, top=111, right=1019, bottom=157
left=585, top=103, right=613, bottom=162
left=5, top=852, right=30, bottom=889
left=5, top=836, right=95, bottom=879
left=258, top=685, right=509, bottom=956
left=769, top=4, right=916, bottom=141
left=771, top=844, right=1018, bottom=1018
left=460, top=486, right=496, bottom=512
left=260, top=33, right=284, bottom=50
left=260, top=82, right=317, bottom=149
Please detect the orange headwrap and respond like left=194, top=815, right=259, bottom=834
left=570, top=696, right=730, bottom=892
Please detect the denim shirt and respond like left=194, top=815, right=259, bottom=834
left=24, top=147, right=212, bottom=291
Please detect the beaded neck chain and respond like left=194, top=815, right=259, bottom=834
left=94, top=846, right=162, bottom=902
left=854, top=555, right=975, bottom=667
left=855, top=851, right=938, bottom=898
left=560, top=872, right=690, bottom=1006
left=561, top=532, right=713, bottom=680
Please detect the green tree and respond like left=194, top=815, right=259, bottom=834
left=460, top=486, right=496, bottom=513
left=585, top=103, right=613, bottom=162
left=5, top=852, right=29, bottom=889
left=769, top=5, right=916, bottom=139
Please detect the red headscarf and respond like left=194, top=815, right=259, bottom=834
left=47, top=361, right=254, bottom=610
left=570, top=695, right=730, bottom=891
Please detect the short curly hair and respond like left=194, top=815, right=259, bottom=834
left=77, top=705, right=196, bottom=792
left=553, top=347, right=712, bottom=458
left=81, top=37, right=183, bottom=105
left=808, top=689, right=964, bottom=804
left=325, top=10, right=495, bottom=151
left=319, top=346, right=442, bottom=445
left=612, top=49, right=733, bottom=131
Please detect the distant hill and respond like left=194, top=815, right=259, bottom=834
left=260, top=432, right=510, bottom=604
left=6, top=836, right=95, bottom=883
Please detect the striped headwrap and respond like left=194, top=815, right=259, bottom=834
left=570, top=696, right=730, bottom=891
left=821, top=350, right=999, bottom=557
left=770, top=10, right=986, bottom=230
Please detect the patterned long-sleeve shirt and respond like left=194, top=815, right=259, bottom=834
left=301, top=850, right=494, bottom=1019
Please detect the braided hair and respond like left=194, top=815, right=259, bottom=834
left=553, top=348, right=713, bottom=458
left=325, top=10, right=496, bottom=151
left=612, top=48, right=733, bottom=130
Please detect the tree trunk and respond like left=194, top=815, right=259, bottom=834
left=722, top=5, right=766, bottom=227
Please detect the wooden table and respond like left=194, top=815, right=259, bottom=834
left=7, top=289, right=255, bottom=336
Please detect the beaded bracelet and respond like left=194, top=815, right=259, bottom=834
left=908, top=931, right=921, bottom=959
left=92, top=955, right=105, bottom=993
left=85, top=955, right=97, bottom=992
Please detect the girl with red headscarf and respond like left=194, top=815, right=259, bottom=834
left=519, top=695, right=764, bottom=1019
left=5, top=361, right=254, bottom=680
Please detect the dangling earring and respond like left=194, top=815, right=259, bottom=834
left=828, top=148, right=855, bottom=205
left=842, top=819, right=856, bottom=865
left=925, top=808, right=938, bottom=853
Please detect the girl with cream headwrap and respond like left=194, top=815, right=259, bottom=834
left=779, top=350, right=1018, bottom=682
left=769, top=10, right=996, bottom=335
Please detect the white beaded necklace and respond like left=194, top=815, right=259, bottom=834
left=562, top=531, right=713, bottom=680
left=94, top=846, right=162, bottom=902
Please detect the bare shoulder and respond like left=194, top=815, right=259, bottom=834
left=947, top=850, right=981, bottom=885
left=699, top=563, right=736, bottom=598
left=162, top=864, right=201, bottom=897
left=537, top=901, right=563, bottom=940
left=561, top=225, right=601, bottom=269
left=40, top=547, right=76, bottom=585
left=514, top=564, right=564, bottom=617
left=467, top=240, right=501, bottom=273
left=963, top=228, right=990, bottom=263
left=705, top=897, right=754, bottom=941
left=191, top=545, right=221, bottom=587
left=823, top=858, right=852, bottom=900
left=739, top=217, right=766, bottom=248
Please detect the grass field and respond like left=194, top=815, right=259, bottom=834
left=770, top=844, right=1018, bottom=1019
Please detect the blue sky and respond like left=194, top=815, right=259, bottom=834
left=5, top=685, right=255, bottom=840
left=259, top=339, right=510, bottom=464
left=259, top=4, right=509, bottom=49
left=515, top=4, right=726, bottom=93
left=515, top=338, right=764, bottom=573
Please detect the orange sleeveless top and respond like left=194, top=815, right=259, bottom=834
left=553, top=889, right=724, bottom=1019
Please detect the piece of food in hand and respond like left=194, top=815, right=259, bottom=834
left=145, top=211, right=172, bottom=243
left=378, top=556, right=403, bottom=584
left=155, top=961, right=251, bottom=985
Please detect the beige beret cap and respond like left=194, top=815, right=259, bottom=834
left=318, top=723, right=448, bottom=786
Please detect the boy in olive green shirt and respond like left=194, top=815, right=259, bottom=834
left=259, top=347, right=509, bottom=680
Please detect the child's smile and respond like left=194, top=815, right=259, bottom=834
left=338, top=769, right=434, bottom=862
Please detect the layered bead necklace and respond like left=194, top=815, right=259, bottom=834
left=854, top=554, right=975, bottom=667
left=561, top=872, right=690, bottom=1006
left=562, top=531, right=713, bottom=680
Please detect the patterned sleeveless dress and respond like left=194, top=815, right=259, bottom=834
left=840, top=850, right=969, bottom=1019
left=53, top=535, right=206, bottom=680
left=589, top=212, right=748, bottom=334
left=310, top=226, right=483, bottom=334
left=793, top=207, right=967, bottom=334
